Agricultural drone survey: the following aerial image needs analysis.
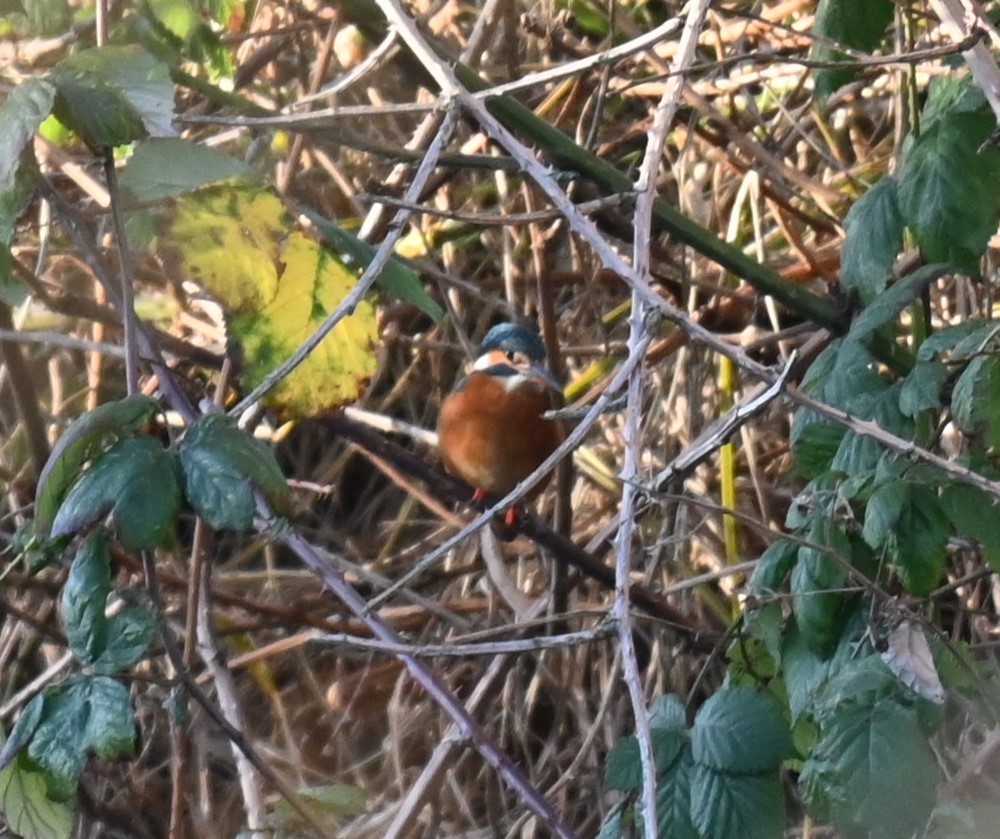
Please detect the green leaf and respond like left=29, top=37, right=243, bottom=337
left=0, top=151, right=38, bottom=305
left=790, top=419, right=846, bottom=479
left=594, top=805, right=626, bottom=839
left=840, top=178, right=903, bottom=304
left=898, top=359, right=948, bottom=417
left=811, top=0, right=893, bottom=98
left=0, top=78, right=55, bottom=188
left=749, top=540, right=798, bottom=594
left=303, top=208, right=445, bottom=322
left=898, top=112, right=1000, bottom=272
left=691, top=686, right=791, bottom=773
left=54, top=46, right=175, bottom=139
left=16, top=676, right=134, bottom=801
left=802, top=695, right=938, bottom=839
left=0, top=753, right=73, bottom=839
left=648, top=694, right=687, bottom=732
left=782, top=624, right=833, bottom=723
left=19, top=0, right=72, bottom=36
left=921, top=73, right=989, bottom=130
left=690, top=764, right=785, bottom=839
left=0, top=692, right=47, bottom=776
left=50, top=436, right=182, bottom=550
left=61, top=531, right=154, bottom=673
left=178, top=413, right=289, bottom=530
left=848, top=264, right=945, bottom=343
left=655, top=746, right=697, bottom=839
left=892, top=484, right=949, bottom=596
left=862, top=480, right=908, bottom=549
left=51, top=70, right=147, bottom=151
left=952, top=353, right=1000, bottom=448
left=941, top=482, right=1000, bottom=572
left=120, top=138, right=254, bottom=205
left=605, top=694, right=690, bottom=792
left=791, top=520, right=851, bottom=657
left=61, top=531, right=112, bottom=666
left=35, top=395, right=160, bottom=537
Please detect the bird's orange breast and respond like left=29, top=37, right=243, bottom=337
left=437, top=372, right=565, bottom=498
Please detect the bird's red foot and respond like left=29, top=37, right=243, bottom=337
left=504, top=506, right=521, bottom=528
left=472, top=488, right=487, bottom=504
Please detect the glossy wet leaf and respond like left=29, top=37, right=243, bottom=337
left=61, top=531, right=154, bottom=673
left=25, top=676, right=135, bottom=801
left=50, top=436, right=181, bottom=550
left=35, top=395, right=160, bottom=537
left=178, top=413, right=290, bottom=529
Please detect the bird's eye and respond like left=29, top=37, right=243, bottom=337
left=505, top=350, right=517, bottom=363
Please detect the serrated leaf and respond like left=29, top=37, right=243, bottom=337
left=50, top=436, right=181, bottom=549
left=802, top=694, right=938, bottom=839
left=921, top=73, right=989, bottom=130
left=178, top=413, right=289, bottom=530
left=0, top=78, right=56, bottom=188
left=157, top=185, right=378, bottom=415
left=898, top=112, right=1000, bottom=272
left=25, top=676, right=135, bottom=801
left=952, top=353, right=1000, bottom=448
left=691, top=686, right=790, bottom=773
left=0, top=753, right=73, bottom=839
left=303, top=208, right=445, bottom=322
left=35, top=395, right=160, bottom=536
left=690, top=764, right=785, bottom=839
left=792, top=520, right=851, bottom=657
left=604, top=728, right=688, bottom=792
left=840, top=178, right=903, bottom=304
left=655, top=746, right=697, bottom=839
left=120, top=138, right=254, bottom=206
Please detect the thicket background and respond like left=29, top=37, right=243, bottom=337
left=3, top=0, right=1000, bottom=837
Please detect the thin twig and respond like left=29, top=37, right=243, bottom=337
left=618, top=3, right=711, bottom=834
left=102, top=154, right=140, bottom=395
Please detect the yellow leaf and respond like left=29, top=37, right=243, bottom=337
left=158, top=185, right=378, bottom=415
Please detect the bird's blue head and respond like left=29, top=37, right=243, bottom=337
left=478, top=323, right=547, bottom=363
left=472, top=323, right=560, bottom=391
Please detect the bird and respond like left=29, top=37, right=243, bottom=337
left=437, top=323, right=566, bottom=533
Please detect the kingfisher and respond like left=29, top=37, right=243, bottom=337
left=437, top=323, right=566, bottom=531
